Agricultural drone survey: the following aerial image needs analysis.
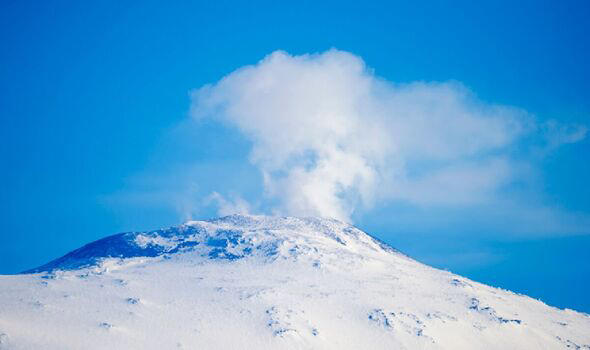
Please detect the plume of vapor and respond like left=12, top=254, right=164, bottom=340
left=205, top=192, right=252, bottom=217
left=190, top=49, right=584, bottom=222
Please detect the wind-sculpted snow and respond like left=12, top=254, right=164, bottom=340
left=1, top=215, right=589, bottom=349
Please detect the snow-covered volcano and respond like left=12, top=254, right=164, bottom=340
left=0, top=215, right=588, bottom=349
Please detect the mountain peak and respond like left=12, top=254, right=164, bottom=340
left=4, top=215, right=590, bottom=349
left=26, top=215, right=398, bottom=273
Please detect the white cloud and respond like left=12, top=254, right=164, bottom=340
left=191, top=49, right=585, bottom=222
left=205, top=192, right=252, bottom=217
left=389, top=157, right=515, bottom=206
left=542, top=119, right=588, bottom=149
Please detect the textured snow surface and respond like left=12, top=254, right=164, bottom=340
left=1, top=215, right=589, bottom=349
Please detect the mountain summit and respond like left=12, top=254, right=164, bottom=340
left=25, top=215, right=398, bottom=273
left=1, top=215, right=589, bottom=349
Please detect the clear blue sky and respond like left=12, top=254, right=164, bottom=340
left=1, top=1, right=589, bottom=312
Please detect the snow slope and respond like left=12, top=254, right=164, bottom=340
left=0, top=215, right=588, bottom=349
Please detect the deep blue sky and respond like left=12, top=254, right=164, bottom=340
left=1, top=1, right=589, bottom=312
